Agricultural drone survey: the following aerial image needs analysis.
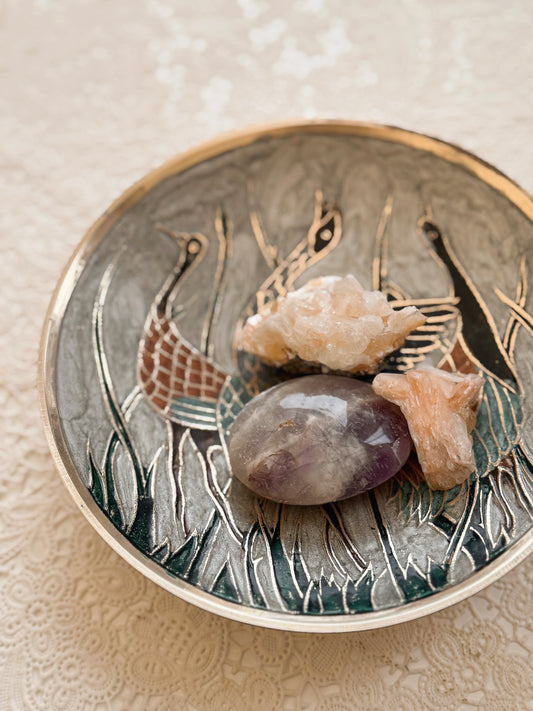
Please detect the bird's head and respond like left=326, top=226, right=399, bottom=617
left=307, top=190, right=342, bottom=258
left=417, top=214, right=449, bottom=270
left=155, top=224, right=208, bottom=266
left=177, top=232, right=208, bottom=265
left=152, top=226, right=209, bottom=317
left=418, top=216, right=441, bottom=245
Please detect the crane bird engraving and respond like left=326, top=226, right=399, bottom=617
left=417, top=214, right=523, bottom=476
left=136, top=213, right=242, bottom=544
left=137, top=218, right=228, bottom=430
left=369, top=200, right=533, bottom=592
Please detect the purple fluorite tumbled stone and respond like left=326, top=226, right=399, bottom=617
left=228, top=375, right=412, bottom=505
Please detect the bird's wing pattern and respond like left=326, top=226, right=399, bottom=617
left=472, top=378, right=523, bottom=476
left=217, top=354, right=285, bottom=443
left=139, top=314, right=227, bottom=430
left=382, top=297, right=461, bottom=373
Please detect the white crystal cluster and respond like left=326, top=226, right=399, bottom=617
left=239, top=275, right=425, bottom=373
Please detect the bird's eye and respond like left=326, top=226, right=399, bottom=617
left=189, top=240, right=201, bottom=254
left=320, top=228, right=332, bottom=242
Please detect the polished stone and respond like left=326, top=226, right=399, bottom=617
left=228, top=374, right=412, bottom=505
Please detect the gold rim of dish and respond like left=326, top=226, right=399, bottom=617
left=38, top=119, right=533, bottom=632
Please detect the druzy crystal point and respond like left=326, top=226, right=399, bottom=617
left=372, top=367, right=484, bottom=490
left=238, top=275, right=426, bottom=373
left=228, top=375, right=413, bottom=505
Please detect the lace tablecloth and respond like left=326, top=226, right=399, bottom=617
left=2, top=1, right=533, bottom=709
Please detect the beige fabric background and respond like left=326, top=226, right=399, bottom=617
left=2, top=1, right=533, bottom=709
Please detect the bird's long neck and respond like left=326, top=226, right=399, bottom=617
left=248, top=239, right=310, bottom=315
left=424, top=220, right=517, bottom=387
left=156, top=268, right=184, bottom=319
left=154, top=249, right=198, bottom=323
left=249, top=210, right=341, bottom=315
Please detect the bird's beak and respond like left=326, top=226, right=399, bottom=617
left=174, top=234, right=188, bottom=250
left=154, top=223, right=189, bottom=250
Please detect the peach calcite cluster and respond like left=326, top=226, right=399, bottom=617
left=239, top=275, right=426, bottom=373
left=373, top=367, right=484, bottom=490
left=231, top=275, right=484, bottom=503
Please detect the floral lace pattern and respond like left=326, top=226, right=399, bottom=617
left=3, top=0, right=533, bottom=708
